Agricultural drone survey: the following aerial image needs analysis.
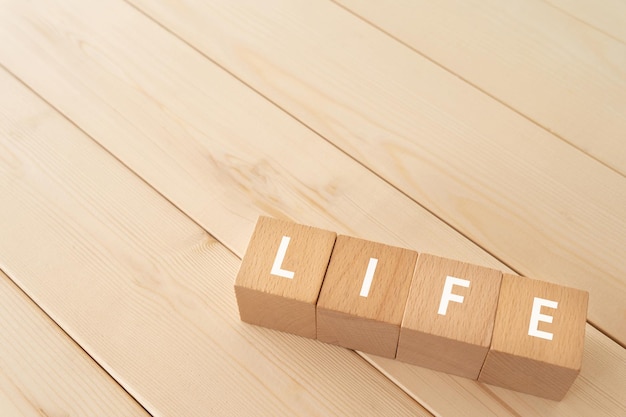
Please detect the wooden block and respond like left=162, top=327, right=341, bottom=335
left=478, top=274, right=589, bottom=400
left=396, top=254, right=502, bottom=379
left=234, top=216, right=336, bottom=338
left=316, top=236, right=418, bottom=358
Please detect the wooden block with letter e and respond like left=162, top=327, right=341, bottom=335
left=478, top=274, right=589, bottom=400
left=234, top=216, right=336, bottom=338
left=316, top=236, right=418, bottom=358
left=396, top=254, right=502, bottom=379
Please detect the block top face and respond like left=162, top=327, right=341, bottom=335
left=317, top=235, right=418, bottom=324
left=490, top=274, right=589, bottom=370
left=234, top=216, right=336, bottom=304
left=402, top=254, right=502, bottom=347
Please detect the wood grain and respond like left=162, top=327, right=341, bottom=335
left=0, top=0, right=623, bottom=415
left=0, top=270, right=149, bottom=417
left=545, top=0, right=626, bottom=44
left=335, top=0, right=626, bottom=175
left=114, top=0, right=626, bottom=344
left=0, top=69, right=431, bottom=416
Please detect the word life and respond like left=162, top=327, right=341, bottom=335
left=234, top=217, right=588, bottom=400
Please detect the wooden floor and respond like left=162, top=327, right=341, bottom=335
left=0, top=0, right=624, bottom=415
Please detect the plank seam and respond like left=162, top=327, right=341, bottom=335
left=585, top=318, right=625, bottom=349
left=0, top=265, right=155, bottom=417
left=0, top=62, right=240, bottom=262
left=354, top=352, right=441, bottom=417
left=541, top=0, right=626, bottom=46
left=329, top=0, right=626, bottom=179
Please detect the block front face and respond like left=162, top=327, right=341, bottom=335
left=396, top=254, right=502, bottom=379
left=478, top=274, right=589, bottom=400
left=316, top=236, right=418, bottom=358
left=234, top=216, right=336, bottom=338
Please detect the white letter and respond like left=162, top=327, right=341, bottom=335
left=528, top=297, right=558, bottom=340
left=359, top=258, right=378, bottom=297
left=270, top=236, right=295, bottom=279
left=438, top=276, right=470, bottom=315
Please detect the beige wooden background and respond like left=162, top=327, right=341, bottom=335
left=0, top=0, right=624, bottom=416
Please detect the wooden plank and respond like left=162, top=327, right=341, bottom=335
left=115, top=0, right=625, bottom=344
left=0, top=69, right=431, bottom=417
left=334, top=0, right=626, bottom=175
left=0, top=270, right=150, bottom=417
left=545, top=0, right=626, bottom=44
left=0, top=1, right=622, bottom=415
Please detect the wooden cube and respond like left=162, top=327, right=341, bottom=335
left=478, top=274, right=589, bottom=400
left=396, top=254, right=502, bottom=379
left=316, top=236, right=418, bottom=358
left=234, top=216, right=336, bottom=338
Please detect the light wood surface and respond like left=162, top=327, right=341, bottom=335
left=335, top=0, right=626, bottom=175
left=0, top=0, right=624, bottom=415
left=0, top=271, right=149, bottom=417
left=545, top=0, right=626, bottom=43
left=397, top=254, right=502, bottom=379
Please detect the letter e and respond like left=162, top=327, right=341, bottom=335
left=528, top=297, right=558, bottom=340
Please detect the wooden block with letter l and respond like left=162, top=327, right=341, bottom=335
left=316, top=236, right=418, bottom=358
left=396, top=254, right=502, bottom=379
left=478, top=274, right=589, bottom=400
left=234, top=216, right=336, bottom=338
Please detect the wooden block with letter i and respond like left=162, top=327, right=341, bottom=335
left=234, top=216, right=336, bottom=338
left=316, top=236, right=418, bottom=358
left=396, top=254, right=502, bottom=379
left=478, top=274, right=589, bottom=400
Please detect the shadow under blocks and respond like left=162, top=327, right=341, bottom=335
left=234, top=216, right=588, bottom=400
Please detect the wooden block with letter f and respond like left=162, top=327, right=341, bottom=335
left=478, top=274, right=589, bottom=400
left=234, top=216, right=336, bottom=338
left=396, top=254, right=503, bottom=379
left=316, top=236, right=418, bottom=358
